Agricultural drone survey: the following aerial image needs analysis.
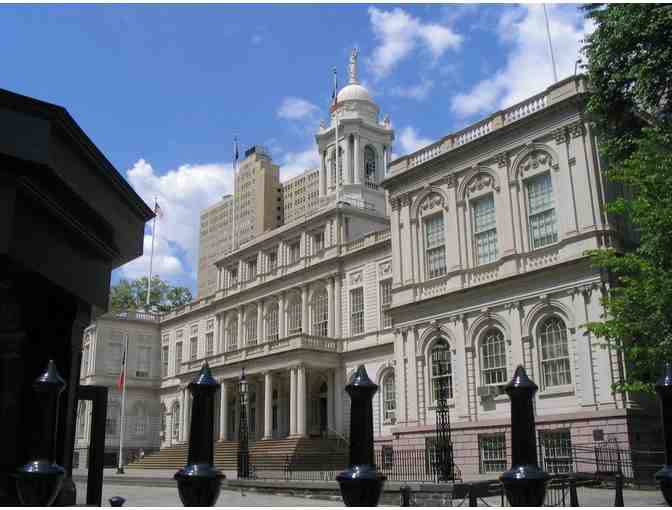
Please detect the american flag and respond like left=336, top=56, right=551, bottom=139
left=116, top=342, right=126, bottom=391
left=154, top=200, right=164, bottom=219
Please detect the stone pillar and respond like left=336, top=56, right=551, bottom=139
left=344, top=134, right=351, bottom=185
left=390, top=200, right=403, bottom=285
left=327, top=277, right=335, bottom=337
left=219, top=381, right=228, bottom=441
left=334, top=275, right=342, bottom=338
left=289, top=366, right=297, bottom=436
left=216, top=313, right=223, bottom=353
left=319, top=151, right=326, bottom=197
left=257, top=299, right=264, bottom=344
left=406, top=328, right=419, bottom=425
left=297, top=364, right=307, bottom=436
left=181, top=388, right=187, bottom=443
left=353, top=134, right=360, bottom=184
left=334, top=366, right=345, bottom=435
left=264, top=372, right=273, bottom=439
left=400, top=196, right=414, bottom=285
left=237, top=307, right=243, bottom=348
left=301, top=285, right=309, bottom=335
left=278, top=292, right=285, bottom=339
left=447, top=183, right=462, bottom=270
left=327, top=369, right=335, bottom=434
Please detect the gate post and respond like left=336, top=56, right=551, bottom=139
left=499, top=365, right=549, bottom=506
left=655, top=362, right=672, bottom=505
left=336, top=365, right=386, bottom=506
left=15, top=360, right=67, bottom=507
left=174, top=363, right=224, bottom=506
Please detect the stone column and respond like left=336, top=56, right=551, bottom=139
left=344, top=134, right=351, bottom=185
left=400, top=196, right=414, bottom=285
left=327, top=369, right=335, bottom=434
left=257, top=299, right=264, bottom=344
left=353, top=134, right=360, bottom=184
left=327, top=277, right=335, bottom=337
left=289, top=366, right=297, bottom=436
left=216, top=313, right=223, bottom=353
left=406, top=328, right=419, bottom=425
left=297, top=364, right=307, bottom=436
left=390, top=200, right=403, bottom=285
left=301, top=285, right=309, bottom=334
left=180, top=388, right=187, bottom=442
left=334, top=366, right=345, bottom=435
left=334, top=275, right=342, bottom=338
left=319, top=151, right=326, bottom=197
left=219, top=381, right=228, bottom=440
left=264, top=372, right=273, bottom=439
left=237, top=307, right=243, bottom=347
left=278, top=292, right=286, bottom=339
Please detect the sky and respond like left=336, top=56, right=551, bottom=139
left=0, top=3, right=592, bottom=294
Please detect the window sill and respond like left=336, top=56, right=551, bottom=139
left=538, top=385, right=574, bottom=398
left=428, top=399, right=455, bottom=410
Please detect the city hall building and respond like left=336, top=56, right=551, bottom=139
left=77, top=52, right=656, bottom=477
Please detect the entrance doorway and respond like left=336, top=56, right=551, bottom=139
left=319, top=381, right=327, bottom=437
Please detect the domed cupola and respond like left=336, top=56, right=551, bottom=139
left=331, top=48, right=379, bottom=124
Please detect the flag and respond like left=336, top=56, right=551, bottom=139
left=331, top=67, right=338, bottom=109
left=116, top=343, right=127, bottom=391
left=234, top=137, right=239, bottom=166
left=154, top=200, right=164, bottom=219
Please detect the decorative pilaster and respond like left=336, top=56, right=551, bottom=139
left=263, top=372, right=273, bottom=439
left=289, top=366, right=297, bottom=436
left=297, top=364, right=307, bottom=437
left=219, top=381, right=228, bottom=441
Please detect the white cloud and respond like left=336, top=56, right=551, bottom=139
left=251, top=33, right=263, bottom=45
left=397, top=126, right=433, bottom=155
left=277, top=97, right=319, bottom=121
left=278, top=146, right=320, bottom=182
left=451, top=5, right=592, bottom=118
left=390, top=79, right=434, bottom=101
left=368, top=7, right=462, bottom=79
left=117, top=158, right=234, bottom=286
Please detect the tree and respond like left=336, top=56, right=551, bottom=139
left=109, top=276, right=193, bottom=314
left=582, top=4, right=672, bottom=392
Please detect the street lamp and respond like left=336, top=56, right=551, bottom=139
left=434, top=339, right=454, bottom=482
left=237, top=368, right=250, bottom=479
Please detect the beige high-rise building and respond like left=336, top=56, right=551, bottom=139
left=282, top=168, right=319, bottom=224
left=197, top=145, right=282, bottom=298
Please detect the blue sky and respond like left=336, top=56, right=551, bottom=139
left=0, top=4, right=591, bottom=294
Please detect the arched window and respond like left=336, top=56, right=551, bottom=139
left=538, top=317, right=571, bottom=387
left=245, top=307, right=258, bottom=346
left=526, top=172, right=558, bottom=249
left=472, top=193, right=498, bottom=265
left=227, top=316, right=238, bottom=351
left=382, top=372, right=396, bottom=423
left=330, top=148, right=343, bottom=187
left=424, top=214, right=446, bottom=279
left=287, top=295, right=302, bottom=335
left=481, top=328, right=507, bottom=386
left=311, top=288, right=329, bottom=337
left=172, top=401, right=180, bottom=439
left=364, top=146, right=376, bottom=185
left=266, top=302, right=279, bottom=341
left=430, top=340, right=453, bottom=401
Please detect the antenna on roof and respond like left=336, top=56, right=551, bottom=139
left=543, top=4, right=559, bottom=83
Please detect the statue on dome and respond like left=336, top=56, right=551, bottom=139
left=349, top=47, right=359, bottom=84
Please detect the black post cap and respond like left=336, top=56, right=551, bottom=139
left=34, top=359, right=66, bottom=391
left=191, top=362, right=218, bottom=390
left=505, top=365, right=538, bottom=395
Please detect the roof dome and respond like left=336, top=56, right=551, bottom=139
left=337, top=83, right=374, bottom=103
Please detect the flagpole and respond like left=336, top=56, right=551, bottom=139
left=543, top=4, right=558, bottom=83
left=333, top=67, right=340, bottom=205
left=117, top=333, right=129, bottom=474
left=145, top=197, right=158, bottom=309
left=232, top=138, right=238, bottom=252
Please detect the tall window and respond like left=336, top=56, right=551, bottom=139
left=313, top=231, right=325, bottom=253
left=539, top=429, right=573, bottom=473
left=245, top=308, right=258, bottom=345
left=425, top=215, right=447, bottom=278
left=107, top=333, right=123, bottom=373
left=527, top=173, right=558, bottom=249
left=330, top=149, right=337, bottom=187
left=136, top=346, right=151, bottom=377
left=266, top=302, right=279, bottom=341
left=189, top=337, right=198, bottom=361
left=82, top=344, right=90, bottom=377
left=473, top=194, right=498, bottom=265
left=134, top=404, right=148, bottom=435
left=431, top=340, right=453, bottom=401
left=479, top=433, right=507, bottom=473
left=172, top=402, right=180, bottom=439
left=538, top=317, right=571, bottom=387
left=228, top=267, right=238, bottom=287
left=311, top=289, right=329, bottom=337
left=481, top=329, right=507, bottom=386
left=289, top=241, right=301, bottom=264
left=227, top=317, right=238, bottom=351
left=205, top=332, right=214, bottom=356
left=247, top=258, right=257, bottom=281
left=287, top=296, right=302, bottom=335
left=380, top=279, right=392, bottom=329
left=267, top=250, right=277, bottom=271
left=161, top=346, right=169, bottom=377
left=77, top=402, right=86, bottom=438
left=174, top=342, right=183, bottom=374
left=350, top=288, right=364, bottom=335
left=382, top=372, right=396, bottom=422
left=365, top=146, right=376, bottom=185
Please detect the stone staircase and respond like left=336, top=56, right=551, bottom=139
left=127, top=437, right=347, bottom=476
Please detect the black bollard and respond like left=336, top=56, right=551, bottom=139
left=468, top=485, right=478, bottom=507
left=569, top=476, right=579, bottom=507
left=614, top=473, right=624, bottom=506
left=400, top=485, right=412, bottom=507
left=109, top=496, right=126, bottom=507
left=174, top=363, right=225, bottom=506
left=15, top=360, right=67, bottom=507
left=500, top=365, right=550, bottom=506
left=336, top=365, right=387, bottom=506
left=655, top=362, right=672, bottom=506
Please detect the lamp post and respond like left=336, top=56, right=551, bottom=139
left=435, top=347, right=454, bottom=482
left=655, top=362, right=672, bottom=505
left=237, top=368, right=250, bottom=479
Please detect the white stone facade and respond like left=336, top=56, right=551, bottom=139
left=82, top=55, right=656, bottom=477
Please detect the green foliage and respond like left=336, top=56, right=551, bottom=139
left=582, top=4, right=672, bottom=392
left=110, top=275, right=193, bottom=314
